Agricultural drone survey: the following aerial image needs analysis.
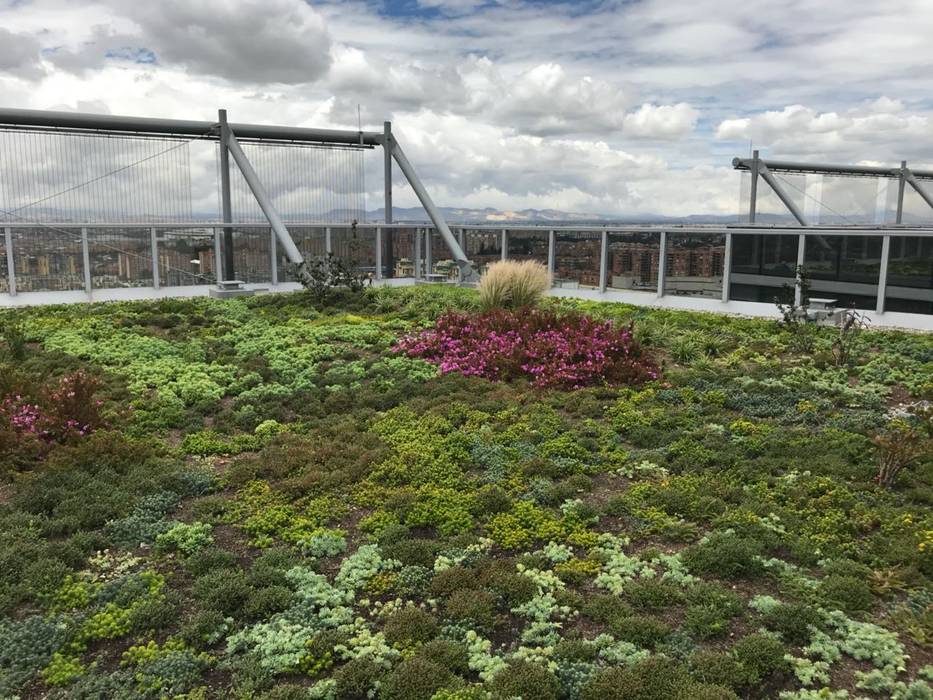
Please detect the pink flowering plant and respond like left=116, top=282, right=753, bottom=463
left=0, top=370, right=105, bottom=445
left=395, top=309, right=659, bottom=389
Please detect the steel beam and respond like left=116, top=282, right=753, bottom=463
left=733, top=156, right=933, bottom=180
left=0, top=107, right=382, bottom=145
left=758, top=162, right=808, bottom=226
left=904, top=169, right=933, bottom=212
left=547, top=230, right=556, bottom=278
left=383, top=122, right=393, bottom=224
left=389, top=138, right=477, bottom=283
left=501, top=229, right=508, bottom=261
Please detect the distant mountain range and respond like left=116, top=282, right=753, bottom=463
left=338, top=206, right=759, bottom=225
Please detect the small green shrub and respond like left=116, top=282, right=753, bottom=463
left=581, top=656, right=694, bottom=700
left=488, top=659, right=560, bottom=700
left=761, top=602, right=821, bottom=645
left=682, top=532, right=765, bottom=580
left=819, top=574, right=875, bottom=613
left=688, top=649, right=755, bottom=691
left=381, top=657, right=454, bottom=700
left=155, top=521, right=214, bottom=555
left=731, top=632, right=790, bottom=684
left=333, top=657, right=385, bottom=700
left=383, top=607, right=440, bottom=647
left=417, top=639, right=471, bottom=676
left=610, top=615, right=672, bottom=649
left=478, top=260, right=551, bottom=311
left=445, top=589, right=498, bottom=631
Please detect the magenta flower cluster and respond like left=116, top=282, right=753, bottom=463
left=0, top=370, right=104, bottom=443
left=395, top=309, right=659, bottom=389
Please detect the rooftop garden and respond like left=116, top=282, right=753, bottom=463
left=0, top=273, right=931, bottom=700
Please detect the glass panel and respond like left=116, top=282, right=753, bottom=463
left=156, top=227, right=215, bottom=287
left=885, top=236, right=933, bottom=314
left=280, top=226, right=326, bottom=282
left=607, top=231, right=659, bottom=292
left=332, top=225, right=377, bottom=277
left=755, top=173, right=807, bottom=224
left=730, top=234, right=799, bottom=302
left=12, top=226, right=85, bottom=292
left=230, top=227, right=272, bottom=284
left=554, top=231, right=600, bottom=289
left=901, top=187, right=933, bottom=225
left=803, top=234, right=880, bottom=310
left=664, top=233, right=725, bottom=298
left=382, top=227, right=414, bottom=278
left=817, top=175, right=888, bottom=224
left=86, top=227, right=151, bottom=289
left=464, top=230, right=502, bottom=274
left=506, top=229, right=549, bottom=265
left=427, top=230, right=457, bottom=279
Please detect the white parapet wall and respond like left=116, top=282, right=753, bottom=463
left=2, top=278, right=932, bottom=332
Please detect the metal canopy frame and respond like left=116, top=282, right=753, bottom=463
left=734, top=151, right=933, bottom=226
left=0, top=107, right=476, bottom=284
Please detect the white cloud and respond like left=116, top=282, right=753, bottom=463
left=623, top=103, right=699, bottom=139
left=0, top=28, right=46, bottom=79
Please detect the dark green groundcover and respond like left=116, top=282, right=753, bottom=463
left=0, top=285, right=931, bottom=700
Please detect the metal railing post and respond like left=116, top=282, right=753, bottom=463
left=325, top=226, right=332, bottom=255
left=876, top=235, right=891, bottom=314
left=501, top=229, right=508, bottom=261
left=748, top=150, right=759, bottom=224
left=599, top=230, right=608, bottom=292
left=794, top=233, right=806, bottom=306
left=375, top=226, right=383, bottom=281
left=547, top=229, right=556, bottom=280
left=414, top=227, right=422, bottom=279
left=383, top=122, right=393, bottom=225
left=213, top=227, right=222, bottom=283
left=4, top=227, right=15, bottom=296
left=81, top=227, right=92, bottom=294
left=150, top=227, right=160, bottom=289
left=270, top=228, right=278, bottom=286
left=721, top=233, right=732, bottom=303
left=656, top=231, right=667, bottom=297
left=425, top=228, right=433, bottom=276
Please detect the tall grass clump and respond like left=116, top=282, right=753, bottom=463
left=478, top=260, right=551, bottom=310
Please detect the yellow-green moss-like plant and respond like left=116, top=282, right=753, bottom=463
left=477, top=260, right=551, bottom=310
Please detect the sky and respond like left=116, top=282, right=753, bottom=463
left=1, top=0, right=933, bottom=218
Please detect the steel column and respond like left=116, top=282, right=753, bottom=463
left=547, top=230, right=556, bottom=279
left=414, top=228, right=422, bottom=279
left=599, top=230, right=608, bottom=292
left=794, top=233, right=806, bottom=306
left=150, top=227, right=160, bottom=289
left=383, top=122, right=393, bottom=225
left=81, top=227, right=91, bottom=294
left=375, top=227, right=382, bottom=281
left=501, top=229, right=508, bottom=261
left=657, top=231, right=667, bottom=297
left=325, top=226, right=332, bottom=255
left=721, top=233, right=732, bottom=302
left=896, top=161, right=907, bottom=224
left=4, top=226, right=15, bottom=295
left=748, top=150, right=759, bottom=224
left=876, top=235, right=891, bottom=314
left=425, top=228, right=433, bottom=276
left=218, top=109, right=235, bottom=281
left=213, top=228, right=222, bottom=282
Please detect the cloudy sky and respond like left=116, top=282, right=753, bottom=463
left=1, top=0, right=932, bottom=217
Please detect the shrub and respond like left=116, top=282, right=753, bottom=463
left=383, top=607, right=439, bottom=647
left=731, top=633, right=790, bottom=684
left=688, top=649, right=754, bottom=691
left=155, top=521, right=214, bottom=555
left=445, top=589, right=498, bottom=631
left=581, top=656, right=694, bottom=700
left=488, top=659, right=560, bottom=700
left=417, top=639, right=471, bottom=676
left=478, top=260, right=551, bottom=311
left=623, top=579, right=686, bottom=610
left=819, top=574, right=875, bottom=613
left=383, top=538, right=438, bottom=568
left=761, top=602, right=821, bottom=645
left=683, top=582, right=742, bottom=640
left=244, top=585, right=294, bottom=621
left=396, top=309, right=659, bottom=390
left=681, top=532, right=765, bottom=580
left=610, top=615, right=672, bottom=649
left=381, top=657, right=454, bottom=700
left=333, top=657, right=385, bottom=700
left=192, top=569, right=251, bottom=616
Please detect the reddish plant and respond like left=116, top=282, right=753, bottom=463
left=395, top=309, right=659, bottom=389
left=0, top=370, right=105, bottom=445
